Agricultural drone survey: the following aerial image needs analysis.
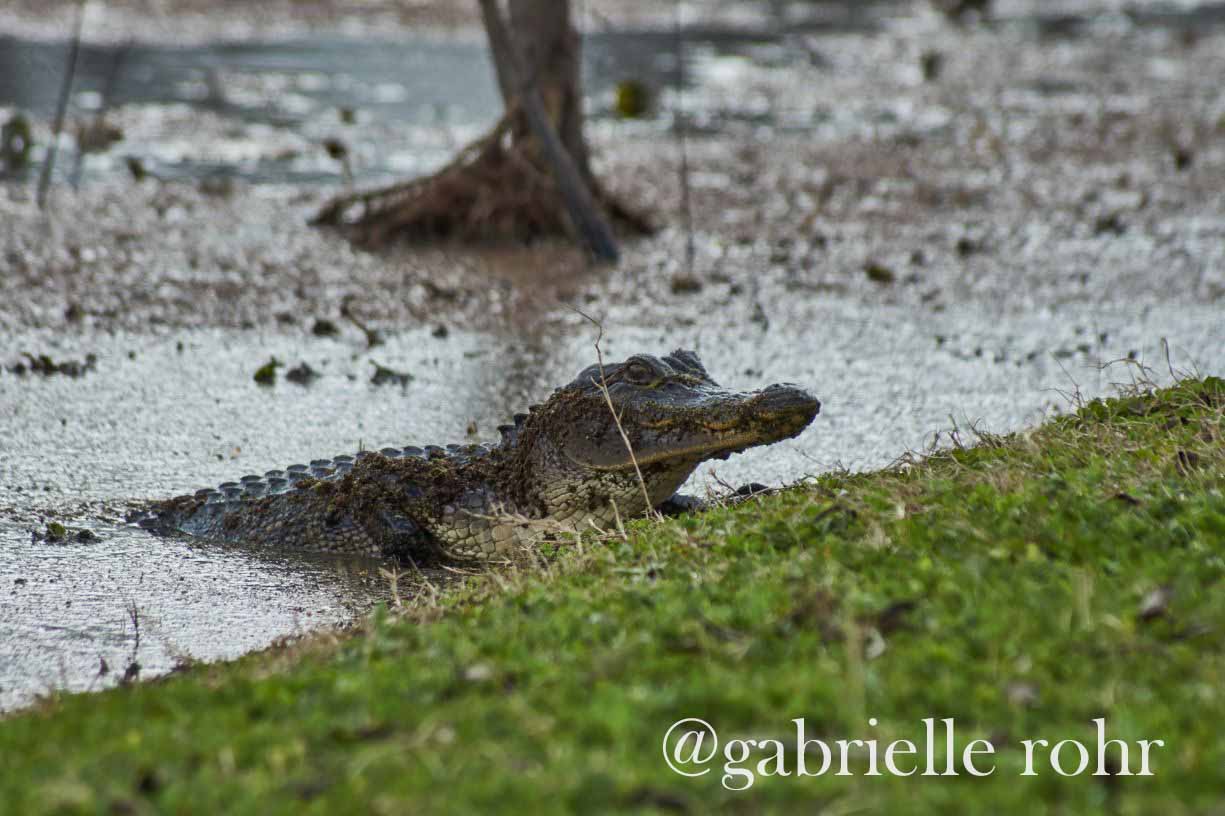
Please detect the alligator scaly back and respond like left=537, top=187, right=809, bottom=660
left=134, top=444, right=496, bottom=559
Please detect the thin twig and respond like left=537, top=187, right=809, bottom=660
left=1051, top=352, right=1084, bottom=409
left=38, top=0, right=88, bottom=210
left=340, top=293, right=383, bottom=348
left=121, top=599, right=142, bottom=685
left=126, top=600, right=141, bottom=656
left=1161, top=337, right=1179, bottom=383
left=609, top=496, right=628, bottom=541
left=573, top=308, right=660, bottom=520
left=378, top=565, right=404, bottom=608
left=673, top=0, right=694, bottom=275
left=399, top=553, right=440, bottom=608
left=70, top=38, right=128, bottom=189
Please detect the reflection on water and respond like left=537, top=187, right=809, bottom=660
left=2, top=303, right=1222, bottom=711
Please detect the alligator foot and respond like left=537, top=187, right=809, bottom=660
left=656, top=483, right=773, bottom=517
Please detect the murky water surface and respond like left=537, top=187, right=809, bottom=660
left=3, top=0, right=1225, bottom=711
left=3, top=304, right=1221, bottom=711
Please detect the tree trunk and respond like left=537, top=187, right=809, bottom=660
left=312, top=0, right=650, bottom=251
left=478, top=0, right=618, bottom=259
left=503, top=0, right=592, bottom=182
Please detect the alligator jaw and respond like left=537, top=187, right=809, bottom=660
left=579, top=383, right=821, bottom=471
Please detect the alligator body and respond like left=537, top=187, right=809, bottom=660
left=134, top=350, right=820, bottom=560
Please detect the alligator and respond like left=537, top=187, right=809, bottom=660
left=133, top=350, right=820, bottom=561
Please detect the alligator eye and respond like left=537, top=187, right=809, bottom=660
left=624, top=360, right=654, bottom=385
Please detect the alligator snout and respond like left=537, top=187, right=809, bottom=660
left=754, top=383, right=821, bottom=418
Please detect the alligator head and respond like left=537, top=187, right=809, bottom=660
left=506, top=349, right=820, bottom=520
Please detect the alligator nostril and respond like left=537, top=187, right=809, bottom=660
left=753, top=385, right=821, bottom=424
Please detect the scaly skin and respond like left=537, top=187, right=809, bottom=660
left=133, top=350, right=820, bottom=560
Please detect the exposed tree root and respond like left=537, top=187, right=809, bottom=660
left=311, top=112, right=653, bottom=249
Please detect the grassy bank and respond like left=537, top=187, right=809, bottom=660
left=3, top=379, right=1224, bottom=814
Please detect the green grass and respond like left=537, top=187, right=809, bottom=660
left=3, top=379, right=1224, bottom=814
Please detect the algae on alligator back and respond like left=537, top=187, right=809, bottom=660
left=133, top=349, right=820, bottom=560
